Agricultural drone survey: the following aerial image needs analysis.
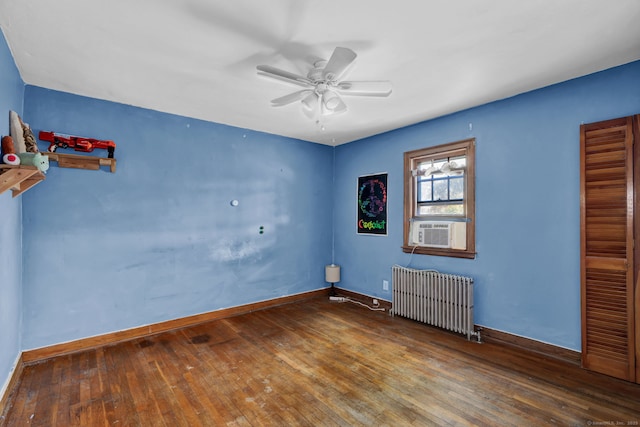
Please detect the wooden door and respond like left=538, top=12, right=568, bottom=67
left=634, top=114, right=640, bottom=383
left=580, top=116, right=636, bottom=382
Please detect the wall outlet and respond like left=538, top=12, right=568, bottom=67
left=382, top=280, right=389, bottom=291
left=372, top=298, right=379, bottom=306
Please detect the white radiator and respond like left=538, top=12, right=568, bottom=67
left=392, top=265, right=480, bottom=342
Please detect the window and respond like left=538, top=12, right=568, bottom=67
left=403, top=138, right=476, bottom=258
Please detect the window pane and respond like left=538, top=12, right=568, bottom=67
left=450, top=177, right=464, bottom=200
left=433, top=179, right=448, bottom=201
left=418, top=181, right=432, bottom=202
left=418, top=202, right=464, bottom=216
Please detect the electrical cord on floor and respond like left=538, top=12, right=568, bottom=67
left=346, top=297, right=386, bottom=311
left=330, top=296, right=385, bottom=311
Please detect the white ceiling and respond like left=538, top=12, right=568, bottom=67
left=1, top=1, right=639, bottom=146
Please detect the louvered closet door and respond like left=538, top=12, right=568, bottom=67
left=580, top=116, right=635, bottom=382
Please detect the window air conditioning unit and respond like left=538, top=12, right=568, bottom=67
left=410, top=220, right=467, bottom=250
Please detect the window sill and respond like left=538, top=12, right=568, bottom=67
left=401, top=245, right=476, bottom=259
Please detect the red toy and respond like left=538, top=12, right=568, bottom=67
left=39, top=131, right=116, bottom=158
left=1, top=135, right=20, bottom=165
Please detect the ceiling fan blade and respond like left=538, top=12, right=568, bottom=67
left=256, top=65, right=312, bottom=87
left=336, top=81, right=393, bottom=97
left=322, top=47, right=357, bottom=81
left=270, top=90, right=313, bottom=107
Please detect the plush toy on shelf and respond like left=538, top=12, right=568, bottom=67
left=9, top=110, right=27, bottom=153
left=6, top=110, right=49, bottom=173
left=17, top=152, right=49, bottom=173
left=1, top=135, right=20, bottom=165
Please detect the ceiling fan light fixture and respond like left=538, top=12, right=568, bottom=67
left=322, top=90, right=341, bottom=111
left=321, top=95, right=347, bottom=116
left=301, top=92, right=318, bottom=112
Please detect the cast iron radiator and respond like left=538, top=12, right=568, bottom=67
left=391, top=265, right=480, bottom=341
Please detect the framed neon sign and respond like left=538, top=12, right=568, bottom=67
left=357, top=173, right=388, bottom=236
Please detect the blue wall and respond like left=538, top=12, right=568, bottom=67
left=0, top=28, right=24, bottom=396
left=20, top=88, right=334, bottom=349
left=3, top=30, right=639, bottom=356
left=334, top=60, right=640, bottom=351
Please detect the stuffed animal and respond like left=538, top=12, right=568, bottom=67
left=1, top=135, right=20, bottom=165
left=22, top=121, right=39, bottom=153
left=9, top=111, right=27, bottom=153
left=17, top=152, right=49, bottom=173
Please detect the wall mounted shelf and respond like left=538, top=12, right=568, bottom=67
left=0, top=165, right=46, bottom=197
left=46, top=152, right=116, bottom=173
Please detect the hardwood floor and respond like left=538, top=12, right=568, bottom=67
left=2, top=297, right=640, bottom=426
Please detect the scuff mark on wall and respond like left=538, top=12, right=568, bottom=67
left=209, top=237, right=266, bottom=263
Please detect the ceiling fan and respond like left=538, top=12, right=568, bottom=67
left=256, top=47, right=392, bottom=118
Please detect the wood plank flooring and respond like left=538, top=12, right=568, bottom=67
left=2, top=297, right=640, bottom=426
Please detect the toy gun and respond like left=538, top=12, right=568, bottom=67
left=39, top=131, right=116, bottom=158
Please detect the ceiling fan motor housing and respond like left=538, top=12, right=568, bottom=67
left=307, top=60, right=327, bottom=81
